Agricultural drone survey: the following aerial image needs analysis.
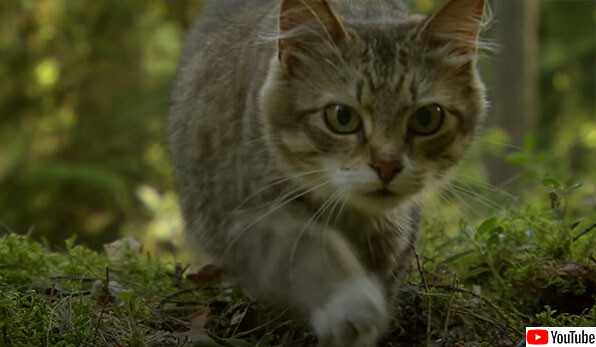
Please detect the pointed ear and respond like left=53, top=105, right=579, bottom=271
left=419, top=0, right=485, bottom=56
left=278, top=0, right=347, bottom=67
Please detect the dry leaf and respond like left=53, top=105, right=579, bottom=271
left=230, top=307, right=248, bottom=326
left=91, top=279, right=133, bottom=306
left=176, top=307, right=211, bottom=341
left=186, top=264, right=224, bottom=285
left=44, top=283, right=62, bottom=298
left=103, top=236, right=143, bottom=260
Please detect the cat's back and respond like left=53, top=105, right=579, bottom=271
left=182, top=0, right=409, bottom=59
left=168, top=0, right=277, bottom=152
left=329, top=0, right=410, bottom=23
left=172, top=0, right=275, bottom=91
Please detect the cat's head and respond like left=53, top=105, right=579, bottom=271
left=260, top=0, right=487, bottom=213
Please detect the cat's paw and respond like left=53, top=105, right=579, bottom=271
left=311, top=276, right=388, bottom=347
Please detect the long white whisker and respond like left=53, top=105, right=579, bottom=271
left=448, top=183, right=504, bottom=212
left=231, top=169, right=333, bottom=213
left=289, top=188, right=342, bottom=269
left=220, top=179, right=331, bottom=261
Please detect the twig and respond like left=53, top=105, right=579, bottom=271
left=413, top=246, right=432, bottom=347
left=90, top=301, right=107, bottom=346
left=47, top=291, right=92, bottom=302
left=409, top=282, right=524, bottom=337
left=442, top=277, right=458, bottom=337
left=454, top=307, right=513, bottom=337
left=206, top=331, right=234, bottom=347
left=573, top=223, right=596, bottom=242
left=426, top=284, right=523, bottom=324
left=158, top=287, right=206, bottom=308
left=232, top=309, right=290, bottom=338
left=49, top=276, right=97, bottom=282
left=89, top=268, right=111, bottom=347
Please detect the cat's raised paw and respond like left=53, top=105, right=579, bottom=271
left=311, top=276, right=388, bottom=347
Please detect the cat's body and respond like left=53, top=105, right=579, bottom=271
left=168, top=0, right=486, bottom=345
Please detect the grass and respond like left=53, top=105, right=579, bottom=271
left=1, top=182, right=595, bottom=346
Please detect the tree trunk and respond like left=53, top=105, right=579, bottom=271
left=486, top=0, right=540, bottom=190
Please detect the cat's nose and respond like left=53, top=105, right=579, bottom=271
left=370, top=161, right=403, bottom=183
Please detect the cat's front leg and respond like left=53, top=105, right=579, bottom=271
left=226, top=208, right=388, bottom=347
left=311, top=275, right=388, bottom=347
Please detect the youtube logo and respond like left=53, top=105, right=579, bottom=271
left=527, top=329, right=549, bottom=345
left=526, top=327, right=596, bottom=346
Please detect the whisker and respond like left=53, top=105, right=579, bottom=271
left=289, top=188, right=342, bottom=269
left=220, top=179, right=331, bottom=262
left=448, top=183, right=506, bottom=212
left=452, top=174, right=519, bottom=201
left=231, top=169, right=334, bottom=213
left=440, top=186, right=490, bottom=219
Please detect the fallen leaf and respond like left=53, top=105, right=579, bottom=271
left=175, top=307, right=211, bottom=341
left=44, top=283, right=62, bottom=298
left=186, top=264, right=224, bottom=285
left=103, top=236, right=143, bottom=260
left=91, top=279, right=133, bottom=306
left=230, top=305, right=248, bottom=326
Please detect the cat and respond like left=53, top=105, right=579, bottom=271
left=167, top=0, right=486, bottom=345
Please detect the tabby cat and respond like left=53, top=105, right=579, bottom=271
left=167, top=0, right=486, bottom=345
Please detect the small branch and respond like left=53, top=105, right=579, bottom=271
left=158, top=287, right=205, bottom=308
left=413, top=246, right=432, bottom=347
left=573, top=223, right=596, bottom=242
left=49, top=276, right=97, bottom=282
left=206, top=331, right=235, bottom=347
left=90, top=301, right=107, bottom=347
left=441, top=277, right=458, bottom=337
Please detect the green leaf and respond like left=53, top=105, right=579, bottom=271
left=487, top=234, right=501, bottom=248
left=461, top=267, right=490, bottom=279
left=443, top=249, right=476, bottom=264
left=542, top=177, right=562, bottom=189
left=505, top=152, right=528, bottom=166
left=478, top=218, right=499, bottom=234
left=116, top=291, right=134, bottom=303
left=524, top=134, right=536, bottom=152
left=567, top=183, right=583, bottom=192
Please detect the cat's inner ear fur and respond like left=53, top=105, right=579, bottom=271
left=419, top=0, right=485, bottom=57
left=278, top=0, right=348, bottom=69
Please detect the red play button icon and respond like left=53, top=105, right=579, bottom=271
left=527, top=329, right=549, bottom=345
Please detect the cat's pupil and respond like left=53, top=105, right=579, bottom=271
left=337, top=106, right=352, bottom=125
left=417, top=108, right=433, bottom=127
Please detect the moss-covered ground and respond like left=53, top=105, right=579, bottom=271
left=1, top=184, right=595, bottom=346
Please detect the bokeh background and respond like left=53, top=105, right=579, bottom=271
left=0, top=0, right=594, bottom=259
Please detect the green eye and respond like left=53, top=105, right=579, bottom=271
left=324, top=104, right=362, bottom=134
left=408, top=104, right=445, bottom=136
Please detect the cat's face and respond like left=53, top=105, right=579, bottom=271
left=261, top=0, right=486, bottom=213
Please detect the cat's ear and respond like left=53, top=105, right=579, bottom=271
left=419, top=0, right=485, bottom=57
left=278, top=0, right=347, bottom=68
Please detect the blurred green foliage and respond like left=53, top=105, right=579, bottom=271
left=0, top=0, right=594, bottom=256
left=0, top=0, right=200, bottom=250
left=536, top=1, right=596, bottom=183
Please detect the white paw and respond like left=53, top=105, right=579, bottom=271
left=311, top=276, right=388, bottom=347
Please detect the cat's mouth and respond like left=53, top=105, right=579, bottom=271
left=367, top=188, right=396, bottom=198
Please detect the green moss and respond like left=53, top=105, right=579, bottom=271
left=1, top=183, right=595, bottom=346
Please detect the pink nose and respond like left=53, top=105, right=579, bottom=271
left=370, top=161, right=403, bottom=183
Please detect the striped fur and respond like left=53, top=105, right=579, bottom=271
left=168, top=0, right=486, bottom=345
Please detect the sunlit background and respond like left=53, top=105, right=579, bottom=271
left=0, top=0, right=594, bottom=261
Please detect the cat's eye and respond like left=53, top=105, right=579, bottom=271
left=324, top=104, right=362, bottom=134
left=408, top=104, right=445, bottom=136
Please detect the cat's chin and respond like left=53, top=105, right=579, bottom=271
left=349, top=190, right=412, bottom=213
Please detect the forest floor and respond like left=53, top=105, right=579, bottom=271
left=1, top=184, right=595, bottom=346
